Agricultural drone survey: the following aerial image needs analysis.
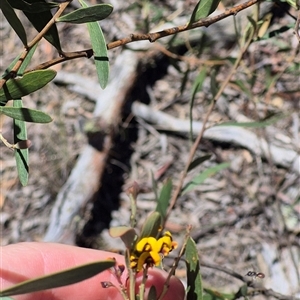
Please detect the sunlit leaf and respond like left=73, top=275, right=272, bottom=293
left=139, top=212, right=162, bottom=240
left=0, top=107, right=52, bottom=123
left=79, top=0, right=109, bottom=89
left=187, top=154, right=212, bottom=172
left=215, top=113, right=285, bottom=128
left=56, top=4, right=113, bottom=24
left=185, top=237, right=203, bottom=300
left=182, top=162, right=230, bottom=194
left=13, top=100, right=29, bottom=186
left=204, top=288, right=235, bottom=300
left=0, top=260, right=115, bottom=297
left=0, top=70, right=57, bottom=105
left=10, top=0, right=58, bottom=12
left=109, top=226, right=137, bottom=249
left=0, top=0, right=27, bottom=45
left=156, top=178, right=172, bottom=222
left=189, top=0, right=221, bottom=24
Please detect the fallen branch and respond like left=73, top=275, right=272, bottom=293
left=131, top=102, right=300, bottom=175
left=43, top=50, right=139, bottom=242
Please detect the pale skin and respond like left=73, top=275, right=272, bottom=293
left=0, top=242, right=185, bottom=300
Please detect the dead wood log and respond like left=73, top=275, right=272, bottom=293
left=43, top=50, right=139, bottom=243
left=131, top=102, right=300, bottom=175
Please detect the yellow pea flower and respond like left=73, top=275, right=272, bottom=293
left=130, top=231, right=177, bottom=272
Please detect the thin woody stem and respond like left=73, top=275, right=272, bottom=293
left=31, top=0, right=260, bottom=72
left=165, top=17, right=256, bottom=221
left=0, top=1, right=71, bottom=87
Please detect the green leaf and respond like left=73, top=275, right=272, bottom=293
left=0, top=70, right=57, bottom=105
left=10, top=0, right=59, bottom=12
left=139, top=212, right=162, bottom=240
left=156, top=178, right=172, bottom=222
left=187, top=154, right=212, bottom=172
left=0, top=0, right=27, bottom=45
left=204, top=288, right=235, bottom=300
left=148, top=286, right=157, bottom=300
left=22, top=0, right=61, bottom=51
left=185, top=237, right=203, bottom=300
left=182, top=162, right=230, bottom=194
left=215, top=113, right=285, bottom=128
left=0, top=107, right=52, bottom=123
left=1, top=44, right=37, bottom=79
left=13, top=100, right=29, bottom=186
left=109, top=226, right=137, bottom=249
left=189, top=0, right=221, bottom=24
left=79, top=0, right=109, bottom=89
left=0, top=260, right=115, bottom=297
left=56, top=4, right=113, bottom=24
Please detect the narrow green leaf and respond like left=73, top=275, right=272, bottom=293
left=190, top=67, right=206, bottom=140
left=204, top=288, right=235, bottom=300
left=148, top=286, right=157, bottom=300
left=10, top=0, right=59, bottom=12
left=18, top=44, right=38, bottom=75
left=0, top=107, right=52, bottom=123
left=215, top=113, right=285, bottom=128
left=156, top=178, right=172, bottom=222
left=0, top=260, right=115, bottom=297
left=182, top=162, right=230, bottom=194
left=185, top=237, right=203, bottom=300
left=56, top=4, right=113, bottom=24
left=139, top=212, right=162, bottom=240
left=22, top=0, right=61, bottom=51
left=109, top=226, right=137, bottom=249
left=151, top=171, right=159, bottom=202
left=1, top=44, right=37, bottom=79
left=0, top=0, right=27, bottom=45
left=13, top=100, right=29, bottom=186
left=187, top=154, right=212, bottom=172
left=0, top=70, right=57, bottom=105
left=189, top=0, right=221, bottom=24
left=79, top=0, right=109, bottom=89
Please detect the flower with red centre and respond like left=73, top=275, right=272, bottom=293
left=130, top=231, right=177, bottom=272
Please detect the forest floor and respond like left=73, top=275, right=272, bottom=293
left=1, top=0, right=299, bottom=299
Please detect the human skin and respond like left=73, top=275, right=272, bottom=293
left=0, top=242, right=185, bottom=300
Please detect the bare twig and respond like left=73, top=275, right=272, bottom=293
left=31, top=0, right=260, bottom=72
left=165, top=17, right=256, bottom=222
left=0, top=1, right=70, bottom=87
left=201, top=261, right=299, bottom=300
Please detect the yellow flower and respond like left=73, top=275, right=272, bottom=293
left=130, top=231, right=177, bottom=271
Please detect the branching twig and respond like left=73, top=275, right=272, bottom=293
left=31, top=0, right=260, bottom=72
left=0, top=1, right=70, bottom=87
left=201, top=261, right=298, bottom=300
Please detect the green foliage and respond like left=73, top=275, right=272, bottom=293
left=185, top=237, right=203, bottom=300
left=156, top=178, right=172, bottom=222
left=0, top=0, right=27, bottom=45
left=189, top=0, right=221, bottom=24
left=182, top=162, right=230, bottom=194
left=0, top=260, right=115, bottom=297
left=57, top=4, right=113, bottom=24
left=13, top=100, right=29, bottom=186
left=0, top=70, right=57, bottom=105
left=139, top=211, right=162, bottom=240
left=79, top=0, right=110, bottom=89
